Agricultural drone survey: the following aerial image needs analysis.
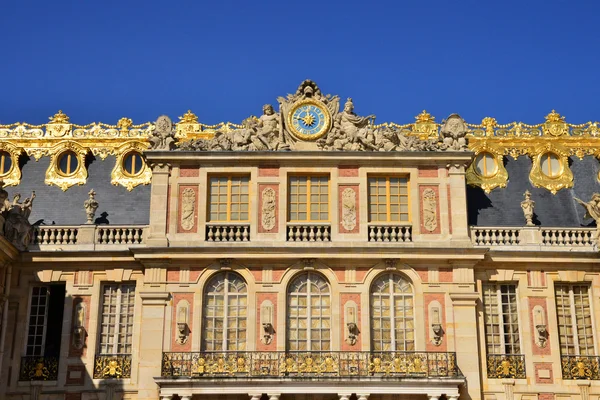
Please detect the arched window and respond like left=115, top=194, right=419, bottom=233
left=370, top=273, right=414, bottom=351
left=287, top=272, right=331, bottom=351
left=202, top=272, right=247, bottom=351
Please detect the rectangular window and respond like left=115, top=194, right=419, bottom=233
left=482, top=284, right=521, bottom=355
left=555, top=284, right=594, bottom=356
left=25, top=285, right=65, bottom=357
left=208, top=176, right=250, bottom=222
left=98, top=284, right=135, bottom=355
left=288, top=175, right=329, bottom=222
left=368, top=176, right=409, bottom=222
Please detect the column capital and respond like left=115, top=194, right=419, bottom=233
left=139, top=291, right=170, bottom=305
left=428, top=395, right=440, bottom=400
left=449, top=292, right=479, bottom=306
left=357, top=395, right=370, bottom=400
left=268, top=395, right=281, bottom=400
left=249, top=395, right=262, bottom=400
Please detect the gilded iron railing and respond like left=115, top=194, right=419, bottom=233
left=561, top=355, right=600, bottom=380
left=93, top=354, right=132, bottom=379
left=161, top=351, right=461, bottom=379
left=486, top=354, right=526, bottom=379
left=19, top=356, right=59, bottom=381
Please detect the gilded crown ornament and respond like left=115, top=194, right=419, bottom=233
left=117, top=117, right=133, bottom=132
left=415, top=110, right=435, bottom=123
left=179, top=110, right=199, bottom=124
left=48, top=110, right=70, bottom=124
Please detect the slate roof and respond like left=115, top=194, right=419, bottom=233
left=8, top=154, right=151, bottom=226
left=467, top=156, right=600, bottom=227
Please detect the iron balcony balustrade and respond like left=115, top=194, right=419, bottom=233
left=161, top=351, right=462, bottom=379
left=19, top=356, right=59, bottom=381
left=561, top=355, right=600, bottom=380
left=486, top=354, right=526, bottom=379
left=93, top=354, right=132, bottom=379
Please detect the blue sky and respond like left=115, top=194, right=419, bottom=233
left=1, top=0, right=599, bottom=126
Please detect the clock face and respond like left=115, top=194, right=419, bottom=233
left=288, top=100, right=331, bottom=140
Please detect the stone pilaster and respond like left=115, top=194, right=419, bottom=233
left=448, top=163, right=470, bottom=240
left=137, top=291, right=170, bottom=400
left=450, top=292, right=481, bottom=400
left=147, top=163, right=171, bottom=247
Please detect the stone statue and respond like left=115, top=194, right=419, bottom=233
left=440, top=114, right=468, bottom=151
left=4, top=191, right=35, bottom=251
left=84, top=189, right=99, bottom=224
left=320, top=98, right=377, bottom=151
left=521, top=191, right=535, bottom=226
left=0, top=181, right=10, bottom=235
left=149, top=115, right=176, bottom=150
left=574, top=193, right=600, bottom=249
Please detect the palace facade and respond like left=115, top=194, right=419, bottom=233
left=0, top=80, right=599, bottom=400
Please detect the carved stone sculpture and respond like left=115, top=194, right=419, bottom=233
left=341, top=188, right=357, bottom=231
left=3, top=191, right=35, bottom=251
left=149, top=115, right=176, bottom=150
left=175, top=81, right=461, bottom=153
left=319, top=98, right=377, bottom=151
left=180, top=188, right=196, bottom=231
left=574, top=193, right=600, bottom=249
left=422, top=189, right=437, bottom=232
left=440, top=114, right=468, bottom=151
left=521, top=190, right=535, bottom=226
left=261, top=187, right=276, bottom=231
left=84, top=189, right=99, bottom=224
left=0, top=181, right=10, bottom=235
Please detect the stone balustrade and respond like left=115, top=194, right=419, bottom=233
left=471, top=226, right=597, bottom=251
left=34, top=226, right=79, bottom=245
left=31, top=225, right=148, bottom=251
left=205, top=224, right=251, bottom=242
left=368, top=224, right=412, bottom=242
left=286, top=224, right=331, bottom=242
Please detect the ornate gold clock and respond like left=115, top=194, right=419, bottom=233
left=287, top=99, right=331, bottom=141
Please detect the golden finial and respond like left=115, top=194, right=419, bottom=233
left=178, top=110, right=198, bottom=124
left=415, top=110, right=435, bottom=123
left=545, top=109, right=565, bottom=123
left=481, top=117, right=497, bottom=137
left=117, top=117, right=133, bottom=131
left=48, top=110, right=70, bottom=124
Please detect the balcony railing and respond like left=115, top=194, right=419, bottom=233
left=206, top=224, right=251, bottom=242
left=561, top=355, right=600, bottom=380
left=471, top=226, right=596, bottom=251
left=368, top=224, right=412, bottom=242
left=287, top=224, right=331, bottom=242
left=486, top=354, right=526, bottom=379
left=19, top=356, right=59, bottom=381
left=31, top=225, right=148, bottom=250
left=93, top=354, right=132, bottom=379
left=161, top=351, right=461, bottom=379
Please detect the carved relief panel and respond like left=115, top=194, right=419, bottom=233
left=339, top=185, right=359, bottom=234
left=420, top=185, right=440, bottom=234
left=177, top=185, right=198, bottom=233
left=258, top=184, right=279, bottom=233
